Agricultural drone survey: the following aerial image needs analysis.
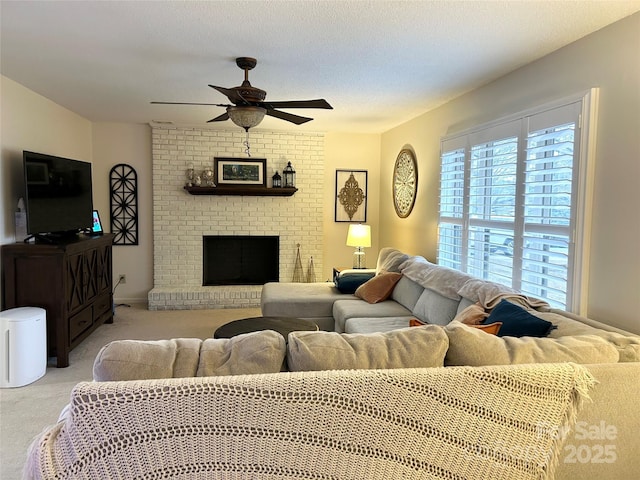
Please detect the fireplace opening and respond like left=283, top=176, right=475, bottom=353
left=203, top=235, right=279, bottom=286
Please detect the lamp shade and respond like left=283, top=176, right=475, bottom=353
left=346, top=224, right=371, bottom=247
left=227, top=106, right=266, bottom=130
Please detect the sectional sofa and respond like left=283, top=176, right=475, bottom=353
left=261, top=248, right=639, bottom=356
left=24, top=332, right=640, bottom=480
left=23, top=248, right=640, bottom=479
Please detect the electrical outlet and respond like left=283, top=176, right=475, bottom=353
left=118, top=274, right=126, bottom=284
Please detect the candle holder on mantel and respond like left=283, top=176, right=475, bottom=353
left=272, top=171, right=282, bottom=188
left=283, top=161, right=296, bottom=188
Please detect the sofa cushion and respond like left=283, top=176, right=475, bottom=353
left=345, top=316, right=415, bottom=334
left=335, top=271, right=375, bottom=294
left=93, top=332, right=287, bottom=382
left=537, top=311, right=640, bottom=362
left=444, top=322, right=619, bottom=366
left=354, top=272, right=402, bottom=303
left=196, top=330, right=287, bottom=376
left=261, top=282, right=347, bottom=320
left=412, top=288, right=460, bottom=326
left=483, top=299, right=554, bottom=337
left=333, top=299, right=413, bottom=333
left=287, top=325, right=448, bottom=371
left=390, top=276, right=424, bottom=311
left=93, top=338, right=203, bottom=381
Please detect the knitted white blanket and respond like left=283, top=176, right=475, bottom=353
left=25, top=364, right=594, bottom=480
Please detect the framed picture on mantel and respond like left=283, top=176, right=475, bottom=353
left=214, top=157, right=267, bottom=187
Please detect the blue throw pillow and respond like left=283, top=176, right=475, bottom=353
left=482, top=299, right=554, bottom=337
left=335, top=273, right=375, bottom=294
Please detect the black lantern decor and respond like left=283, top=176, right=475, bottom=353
left=272, top=171, right=282, bottom=188
left=283, top=161, right=296, bottom=188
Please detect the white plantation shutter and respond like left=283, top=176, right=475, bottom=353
left=520, top=119, right=575, bottom=306
left=437, top=93, right=596, bottom=311
left=467, top=136, right=518, bottom=285
left=438, top=148, right=465, bottom=270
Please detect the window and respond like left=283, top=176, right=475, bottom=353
left=438, top=91, right=597, bottom=312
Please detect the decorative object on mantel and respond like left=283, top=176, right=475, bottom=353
left=346, top=224, right=371, bottom=269
left=202, top=168, right=215, bottom=187
left=335, top=170, right=367, bottom=222
left=272, top=171, right=282, bottom=188
left=292, top=244, right=304, bottom=283
left=393, top=148, right=418, bottom=218
left=214, top=157, right=266, bottom=187
left=306, top=257, right=316, bottom=283
left=110, top=164, right=139, bottom=245
left=185, top=163, right=195, bottom=187
left=283, top=161, right=296, bottom=188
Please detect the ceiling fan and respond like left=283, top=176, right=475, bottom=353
left=152, top=57, right=333, bottom=131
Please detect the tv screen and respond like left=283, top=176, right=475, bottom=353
left=23, top=151, right=94, bottom=237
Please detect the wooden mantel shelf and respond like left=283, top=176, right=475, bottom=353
left=184, top=185, right=298, bottom=196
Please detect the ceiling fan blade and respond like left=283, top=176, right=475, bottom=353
left=209, top=85, right=248, bottom=105
left=266, top=109, right=313, bottom=125
left=207, top=112, right=230, bottom=123
left=263, top=99, right=333, bottom=110
left=151, top=101, right=229, bottom=106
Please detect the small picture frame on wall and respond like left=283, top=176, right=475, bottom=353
left=335, top=169, right=367, bottom=222
left=214, top=157, right=267, bottom=187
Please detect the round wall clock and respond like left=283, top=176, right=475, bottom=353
left=393, top=148, right=418, bottom=218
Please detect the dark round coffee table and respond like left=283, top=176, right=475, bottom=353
left=213, top=316, right=319, bottom=340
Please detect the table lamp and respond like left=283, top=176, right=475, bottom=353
left=346, top=224, right=371, bottom=269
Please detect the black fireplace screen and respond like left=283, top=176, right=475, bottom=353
left=203, top=235, right=279, bottom=286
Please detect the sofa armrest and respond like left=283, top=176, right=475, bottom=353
left=555, top=363, right=640, bottom=480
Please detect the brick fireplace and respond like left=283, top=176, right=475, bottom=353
left=148, top=126, right=324, bottom=310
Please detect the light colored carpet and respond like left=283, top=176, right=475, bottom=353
left=0, top=303, right=261, bottom=480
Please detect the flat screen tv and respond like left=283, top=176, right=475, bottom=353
left=23, top=151, right=94, bottom=240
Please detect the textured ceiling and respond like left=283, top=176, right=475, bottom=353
left=2, top=1, right=639, bottom=133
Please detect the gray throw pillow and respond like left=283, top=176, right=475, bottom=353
left=287, top=325, right=448, bottom=371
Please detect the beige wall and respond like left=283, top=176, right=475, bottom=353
left=380, top=13, right=640, bottom=333
left=0, top=76, right=93, bottom=245
left=0, top=76, right=93, bottom=298
left=91, top=123, right=153, bottom=304
left=323, top=132, right=381, bottom=280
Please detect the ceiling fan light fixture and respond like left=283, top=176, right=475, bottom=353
left=227, top=106, right=266, bottom=131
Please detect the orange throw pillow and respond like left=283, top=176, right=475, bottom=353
left=469, top=322, right=502, bottom=335
left=412, top=319, right=501, bottom=335
left=354, top=272, right=402, bottom=304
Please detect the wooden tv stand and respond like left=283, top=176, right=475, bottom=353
left=1, top=234, right=114, bottom=367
